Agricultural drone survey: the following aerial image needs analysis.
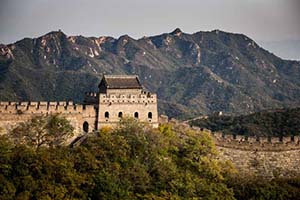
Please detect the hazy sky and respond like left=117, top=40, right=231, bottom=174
left=0, top=0, right=300, bottom=44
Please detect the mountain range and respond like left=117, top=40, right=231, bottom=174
left=1, top=28, right=300, bottom=119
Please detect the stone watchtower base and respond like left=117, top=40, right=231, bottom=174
left=0, top=75, right=159, bottom=138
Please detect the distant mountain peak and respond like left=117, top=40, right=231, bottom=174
left=170, top=28, right=183, bottom=36
left=118, top=34, right=132, bottom=40
left=1, top=29, right=300, bottom=119
left=44, top=30, right=66, bottom=37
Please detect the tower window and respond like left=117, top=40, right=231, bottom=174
left=83, top=121, right=89, bottom=133
left=118, top=112, right=123, bottom=118
left=105, top=111, right=109, bottom=118
left=134, top=112, right=139, bottom=119
left=148, top=112, right=152, bottom=119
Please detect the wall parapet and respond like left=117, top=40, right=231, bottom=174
left=161, top=117, right=300, bottom=178
left=84, top=92, right=98, bottom=105
left=0, top=101, right=96, bottom=115
left=99, top=93, right=157, bottom=104
left=189, top=126, right=300, bottom=151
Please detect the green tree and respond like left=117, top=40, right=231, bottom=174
left=9, top=114, right=74, bottom=150
left=0, top=117, right=239, bottom=199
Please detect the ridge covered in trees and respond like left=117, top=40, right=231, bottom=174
left=189, top=107, right=300, bottom=137
left=0, top=115, right=300, bottom=199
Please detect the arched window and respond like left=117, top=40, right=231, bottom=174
left=118, top=112, right=123, bottom=118
left=83, top=121, right=89, bottom=133
left=148, top=112, right=152, bottom=119
left=134, top=112, right=139, bottom=119
left=105, top=111, right=109, bottom=118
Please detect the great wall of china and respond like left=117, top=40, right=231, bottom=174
left=164, top=117, right=300, bottom=178
left=0, top=101, right=97, bottom=141
left=211, top=131, right=300, bottom=178
left=0, top=104, right=300, bottom=179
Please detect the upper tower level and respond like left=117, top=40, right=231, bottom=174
left=99, top=75, right=143, bottom=95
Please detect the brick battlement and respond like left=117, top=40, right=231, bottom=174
left=190, top=126, right=300, bottom=151
left=170, top=122, right=300, bottom=178
left=85, top=92, right=97, bottom=97
left=212, top=132, right=300, bottom=151
left=0, top=101, right=95, bottom=115
left=0, top=74, right=159, bottom=140
left=99, top=93, right=157, bottom=104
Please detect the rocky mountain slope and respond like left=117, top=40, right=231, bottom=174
left=1, top=28, right=300, bottom=118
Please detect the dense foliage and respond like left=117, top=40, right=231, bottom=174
left=1, top=116, right=300, bottom=199
left=9, top=114, right=74, bottom=150
left=0, top=117, right=235, bottom=200
left=1, top=29, right=300, bottom=119
left=227, top=176, right=300, bottom=200
left=190, top=107, right=300, bottom=136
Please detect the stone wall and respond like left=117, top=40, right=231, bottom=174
left=190, top=126, right=300, bottom=178
left=106, top=88, right=143, bottom=95
left=98, top=93, right=158, bottom=128
left=218, top=146, right=300, bottom=178
left=0, top=101, right=97, bottom=139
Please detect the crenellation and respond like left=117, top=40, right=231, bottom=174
left=0, top=105, right=6, bottom=111
left=58, top=101, right=67, bottom=106
left=247, top=136, right=257, bottom=143
left=20, top=102, right=29, bottom=106
left=270, top=136, right=281, bottom=143
left=0, top=101, right=98, bottom=115
left=294, top=136, right=300, bottom=144
left=9, top=102, right=18, bottom=105
left=283, top=136, right=291, bottom=143
left=48, top=102, right=57, bottom=106
left=39, top=101, right=48, bottom=106
left=165, top=120, right=300, bottom=178
left=57, top=105, right=66, bottom=112
left=213, top=132, right=223, bottom=140
left=259, top=136, right=268, bottom=144
left=224, top=134, right=233, bottom=141
left=0, top=102, right=9, bottom=106
left=28, top=103, right=38, bottom=112
left=202, top=131, right=300, bottom=151
left=235, top=135, right=245, bottom=142
left=85, top=92, right=97, bottom=97
left=38, top=101, right=47, bottom=111
left=76, top=104, right=83, bottom=112
left=99, top=93, right=157, bottom=104
left=16, top=104, right=27, bottom=112
left=30, top=102, right=38, bottom=106
left=0, top=75, right=158, bottom=138
left=83, top=105, right=95, bottom=113
left=65, top=105, right=77, bottom=113
left=6, top=104, right=17, bottom=112
left=48, top=103, right=57, bottom=112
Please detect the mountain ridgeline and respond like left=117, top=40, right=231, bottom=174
left=1, top=28, right=300, bottom=118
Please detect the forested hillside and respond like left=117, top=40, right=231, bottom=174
left=1, top=117, right=300, bottom=199
left=190, top=107, right=300, bottom=136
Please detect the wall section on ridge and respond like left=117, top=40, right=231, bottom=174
left=189, top=125, right=300, bottom=178
left=0, top=101, right=97, bottom=140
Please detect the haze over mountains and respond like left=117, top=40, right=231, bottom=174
left=259, top=40, right=300, bottom=61
left=0, top=28, right=300, bottom=119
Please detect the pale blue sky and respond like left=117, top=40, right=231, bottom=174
left=0, top=0, right=300, bottom=44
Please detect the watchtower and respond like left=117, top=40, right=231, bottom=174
left=97, top=75, right=158, bottom=128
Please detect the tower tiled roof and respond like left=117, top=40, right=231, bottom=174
left=99, top=75, right=143, bottom=89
